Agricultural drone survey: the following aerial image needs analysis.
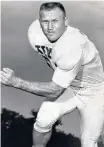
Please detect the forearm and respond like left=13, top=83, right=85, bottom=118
left=13, top=77, right=64, bottom=99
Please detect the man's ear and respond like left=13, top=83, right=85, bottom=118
left=39, top=19, right=41, bottom=27
left=65, top=17, right=68, bottom=27
left=39, top=18, right=40, bottom=23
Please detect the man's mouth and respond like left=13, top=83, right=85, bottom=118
left=47, top=32, right=55, bottom=36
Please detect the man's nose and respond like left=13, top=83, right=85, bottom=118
left=48, top=21, right=53, bottom=30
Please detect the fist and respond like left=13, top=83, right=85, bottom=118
left=0, top=68, right=16, bottom=86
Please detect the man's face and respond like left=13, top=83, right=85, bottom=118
left=39, top=8, right=66, bottom=43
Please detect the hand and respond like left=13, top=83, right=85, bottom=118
left=0, top=68, right=17, bottom=86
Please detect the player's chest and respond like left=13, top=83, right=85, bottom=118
left=35, top=44, right=57, bottom=69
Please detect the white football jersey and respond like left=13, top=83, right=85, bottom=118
left=28, top=20, right=104, bottom=91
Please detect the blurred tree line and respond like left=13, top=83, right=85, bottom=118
left=1, top=108, right=104, bottom=147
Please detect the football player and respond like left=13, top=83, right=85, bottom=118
left=1, top=2, right=104, bottom=147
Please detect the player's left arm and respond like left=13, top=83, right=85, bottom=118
left=13, top=77, right=65, bottom=99
left=0, top=47, right=82, bottom=101
left=0, top=44, right=83, bottom=100
left=0, top=68, right=65, bottom=100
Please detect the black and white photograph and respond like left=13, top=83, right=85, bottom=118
left=1, top=1, right=104, bottom=147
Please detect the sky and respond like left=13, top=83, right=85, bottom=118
left=1, top=1, right=104, bottom=137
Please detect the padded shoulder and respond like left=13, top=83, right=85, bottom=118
left=28, top=20, right=47, bottom=51
left=54, top=28, right=84, bottom=70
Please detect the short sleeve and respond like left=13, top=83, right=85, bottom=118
left=52, top=44, right=83, bottom=88
left=56, top=46, right=82, bottom=71
left=52, top=58, right=82, bottom=88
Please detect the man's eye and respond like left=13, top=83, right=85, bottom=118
left=42, top=21, right=48, bottom=23
left=53, top=20, right=59, bottom=23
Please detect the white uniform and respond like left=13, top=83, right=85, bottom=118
left=28, top=20, right=104, bottom=146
